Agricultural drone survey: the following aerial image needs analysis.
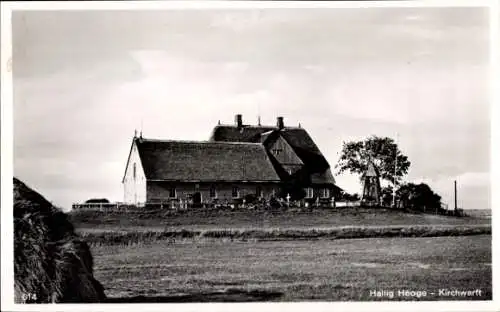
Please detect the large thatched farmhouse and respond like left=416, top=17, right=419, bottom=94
left=122, top=115, right=341, bottom=207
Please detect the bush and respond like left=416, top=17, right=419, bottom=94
left=243, top=194, right=258, bottom=205
left=84, top=198, right=110, bottom=204
left=397, top=182, right=442, bottom=212
left=267, top=196, right=283, bottom=209
left=277, top=185, right=306, bottom=201
left=339, top=192, right=360, bottom=202
left=14, top=177, right=106, bottom=303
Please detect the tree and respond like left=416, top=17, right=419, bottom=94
left=84, top=198, right=109, bottom=204
left=396, top=183, right=441, bottom=212
left=335, top=135, right=411, bottom=187
left=380, top=186, right=394, bottom=207
left=338, top=191, right=360, bottom=202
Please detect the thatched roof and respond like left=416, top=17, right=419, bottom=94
left=14, top=177, right=106, bottom=303
left=210, top=124, right=277, bottom=143
left=210, top=124, right=335, bottom=185
left=135, top=138, right=280, bottom=182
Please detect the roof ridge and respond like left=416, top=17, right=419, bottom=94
left=137, top=137, right=265, bottom=146
left=215, top=124, right=304, bottom=130
left=215, top=123, right=275, bottom=128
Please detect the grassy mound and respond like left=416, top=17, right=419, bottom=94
left=14, top=177, right=106, bottom=303
left=70, top=206, right=490, bottom=231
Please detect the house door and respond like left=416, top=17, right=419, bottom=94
left=193, top=192, right=202, bottom=207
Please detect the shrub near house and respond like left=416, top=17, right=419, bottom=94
left=85, top=198, right=110, bottom=204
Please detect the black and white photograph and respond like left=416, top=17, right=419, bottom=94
left=1, top=1, right=497, bottom=310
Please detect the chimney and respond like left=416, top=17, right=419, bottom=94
left=235, top=114, right=243, bottom=128
left=277, top=116, right=284, bottom=129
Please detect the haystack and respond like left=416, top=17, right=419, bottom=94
left=13, top=177, right=106, bottom=303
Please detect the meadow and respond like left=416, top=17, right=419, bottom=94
left=92, top=235, right=492, bottom=301
left=73, top=207, right=492, bottom=301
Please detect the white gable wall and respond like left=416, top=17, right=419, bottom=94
left=123, top=141, right=147, bottom=205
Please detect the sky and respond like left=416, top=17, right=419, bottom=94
left=12, top=7, right=490, bottom=211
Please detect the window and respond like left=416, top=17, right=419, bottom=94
left=133, top=163, right=137, bottom=179
left=272, top=148, right=283, bottom=156
left=169, top=187, right=177, bottom=198
left=210, top=185, right=217, bottom=198
left=305, top=187, right=314, bottom=199
left=256, top=186, right=262, bottom=198
left=320, top=188, right=330, bottom=199
left=232, top=186, right=240, bottom=198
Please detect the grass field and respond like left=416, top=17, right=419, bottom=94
left=71, top=207, right=491, bottom=231
left=93, top=235, right=492, bottom=302
left=75, top=208, right=491, bottom=301
left=73, top=208, right=491, bottom=245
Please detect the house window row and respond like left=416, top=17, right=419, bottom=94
left=165, top=186, right=330, bottom=200
left=231, top=186, right=240, bottom=198
left=169, top=187, right=176, bottom=198
left=209, top=186, right=217, bottom=198
left=304, top=188, right=330, bottom=199
left=167, top=186, right=262, bottom=199
left=320, top=188, right=330, bottom=199
left=305, top=187, right=314, bottom=199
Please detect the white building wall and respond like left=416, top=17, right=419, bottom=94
left=123, top=141, right=147, bottom=205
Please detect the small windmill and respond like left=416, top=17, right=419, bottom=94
left=361, top=158, right=381, bottom=207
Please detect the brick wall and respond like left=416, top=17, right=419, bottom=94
left=146, top=181, right=279, bottom=204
